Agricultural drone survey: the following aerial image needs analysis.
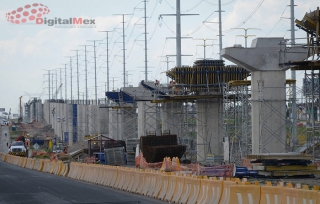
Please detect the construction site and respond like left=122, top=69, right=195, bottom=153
left=2, top=3, right=320, bottom=204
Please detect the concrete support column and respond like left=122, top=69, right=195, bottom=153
left=109, top=108, right=120, bottom=140
left=120, top=107, right=137, bottom=140
left=88, top=105, right=99, bottom=136
left=161, top=102, right=182, bottom=137
left=77, top=104, right=86, bottom=141
left=67, top=103, right=73, bottom=146
left=196, top=98, right=222, bottom=162
left=99, top=106, right=109, bottom=135
left=251, top=71, right=286, bottom=153
left=138, top=101, right=157, bottom=137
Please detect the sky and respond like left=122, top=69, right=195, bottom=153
left=0, top=0, right=318, bottom=114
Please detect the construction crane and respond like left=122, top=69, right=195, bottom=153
left=18, top=96, right=22, bottom=122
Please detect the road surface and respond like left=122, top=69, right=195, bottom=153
left=0, top=160, right=168, bottom=204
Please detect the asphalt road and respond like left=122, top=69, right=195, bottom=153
left=0, top=160, right=168, bottom=204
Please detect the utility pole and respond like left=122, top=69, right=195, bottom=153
left=88, top=40, right=101, bottom=105
left=66, top=56, right=73, bottom=103
left=160, top=0, right=198, bottom=67
left=111, top=77, right=118, bottom=91
left=71, top=50, right=80, bottom=104
left=160, top=55, right=174, bottom=85
left=232, top=28, right=260, bottom=48
left=290, top=0, right=297, bottom=151
left=79, top=45, right=89, bottom=104
left=144, top=0, right=148, bottom=81
left=217, top=0, right=224, bottom=60
left=194, top=39, right=215, bottom=59
left=98, top=31, right=113, bottom=92
left=44, top=69, right=53, bottom=123
left=114, top=14, right=131, bottom=87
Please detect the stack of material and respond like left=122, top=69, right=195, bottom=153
left=140, top=134, right=186, bottom=163
left=247, top=153, right=320, bottom=178
left=126, top=138, right=139, bottom=166
left=104, top=147, right=126, bottom=166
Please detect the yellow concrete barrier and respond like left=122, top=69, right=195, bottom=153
left=179, top=175, right=201, bottom=204
left=197, top=177, right=223, bottom=204
left=260, top=181, right=283, bottom=204
left=229, top=182, right=261, bottom=204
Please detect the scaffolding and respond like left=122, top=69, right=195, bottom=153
left=223, top=82, right=251, bottom=165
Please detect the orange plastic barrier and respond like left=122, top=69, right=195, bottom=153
left=229, top=182, right=261, bottom=204
left=152, top=172, right=163, bottom=198
left=260, top=181, right=283, bottom=204
left=197, top=177, right=223, bottom=204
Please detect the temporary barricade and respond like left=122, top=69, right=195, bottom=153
left=52, top=160, right=63, bottom=175
left=141, top=170, right=154, bottom=196
left=152, top=172, right=163, bottom=198
left=229, top=182, right=261, bottom=204
left=25, top=158, right=36, bottom=169
left=59, top=161, right=69, bottom=177
left=108, top=166, right=119, bottom=188
left=157, top=172, right=171, bottom=200
left=197, top=177, right=223, bottom=204
left=130, top=169, right=141, bottom=193
left=282, top=183, right=318, bottom=204
left=218, top=178, right=238, bottom=204
left=171, top=174, right=185, bottom=203
left=179, top=175, right=201, bottom=204
left=121, top=168, right=133, bottom=191
left=146, top=170, right=157, bottom=197
left=260, top=181, right=283, bottom=204
left=164, top=173, right=177, bottom=202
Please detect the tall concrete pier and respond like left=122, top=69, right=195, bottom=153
left=221, top=38, right=307, bottom=153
